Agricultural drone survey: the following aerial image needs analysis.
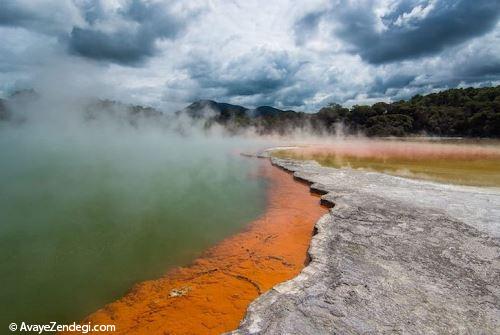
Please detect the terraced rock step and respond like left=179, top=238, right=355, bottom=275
left=229, top=158, right=500, bottom=335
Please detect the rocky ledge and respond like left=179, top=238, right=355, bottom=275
left=229, top=158, right=500, bottom=334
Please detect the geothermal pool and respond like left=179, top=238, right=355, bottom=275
left=3, top=120, right=499, bottom=331
left=273, top=139, right=500, bottom=187
left=0, top=124, right=268, bottom=327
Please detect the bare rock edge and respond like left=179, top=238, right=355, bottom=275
left=227, top=157, right=500, bottom=335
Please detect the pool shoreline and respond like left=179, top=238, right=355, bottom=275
left=230, top=157, right=500, bottom=334
left=68, top=158, right=327, bottom=334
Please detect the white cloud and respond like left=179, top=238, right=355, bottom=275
left=394, top=0, right=437, bottom=27
left=0, top=0, right=499, bottom=111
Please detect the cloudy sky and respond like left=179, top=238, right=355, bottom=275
left=1, top=0, right=500, bottom=111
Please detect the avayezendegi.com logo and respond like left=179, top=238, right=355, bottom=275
left=8, top=321, right=115, bottom=333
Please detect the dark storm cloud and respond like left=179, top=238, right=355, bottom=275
left=223, top=52, right=301, bottom=97
left=0, top=1, right=34, bottom=27
left=0, top=0, right=194, bottom=65
left=364, top=45, right=500, bottom=102
left=76, top=0, right=107, bottom=25
left=182, top=50, right=311, bottom=107
left=68, top=0, right=189, bottom=65
left=457, top=59, right=500, bottom=80
left=68, top=28, right=158, bottom=65
left=299, top=0, right=500, bottom=64
left=372, top=0, right=500, bottom=63
left=0, top=0, right=72, bottom=35
left=293, top=11, right=323, bottom=45
left=370, top=74, right=416, bottom=95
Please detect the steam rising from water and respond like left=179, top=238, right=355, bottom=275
left=0, top=95, right=273, bottom=326
left=287, top=139, right=500, bottom=160
left=273, top=139, right=500, bottom=187
left=2, top=79, right=499, bottom=328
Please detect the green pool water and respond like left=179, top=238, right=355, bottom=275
left=0, top=123, right=267, bottom=327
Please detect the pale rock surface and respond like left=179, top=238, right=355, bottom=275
left=228, top=158, right=500, bottom=335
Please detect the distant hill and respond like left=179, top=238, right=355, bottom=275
left=181, top=86, right=500, bottom=137
left=0, top=94, right=164, bottom=126
left=2, top=86, right=499, bottom=137
left=182, top=100, right=294, bottom=119
left=183, top=100, right=248, bottom=120
left=85, top=99, right=163, bottom=122
left=0, top=98, right=7, bottom=120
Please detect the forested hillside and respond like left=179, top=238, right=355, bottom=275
left=183, top=86, right=500, bottom=137
left=315, top=86, right=500, bottom=137
left=2, top=86, right=499, bottom=137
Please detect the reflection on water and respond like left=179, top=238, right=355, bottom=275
left=0, top=126, right=267, bottom=327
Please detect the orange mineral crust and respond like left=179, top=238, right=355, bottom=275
left=75, top=160, right=327, bottom=335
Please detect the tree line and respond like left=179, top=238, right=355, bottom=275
left=2, top=85, right=500, bottom=137
left=183, top=85, right=500, bottom=138
left=311, top=86, right=500, bottom=137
